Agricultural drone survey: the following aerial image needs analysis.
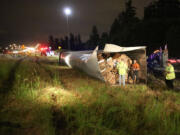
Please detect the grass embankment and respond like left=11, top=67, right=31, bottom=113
left=0, top=57, right=180, bottom=135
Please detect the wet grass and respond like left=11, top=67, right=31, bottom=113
left=0, top=57, right=180, bottom=135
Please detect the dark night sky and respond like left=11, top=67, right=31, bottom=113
left=0, top=0, right=154, bottom=45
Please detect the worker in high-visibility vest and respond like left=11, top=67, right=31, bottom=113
left=165, top=61, right=175, bottom=89
left=117, top=59, right=128, bottom=86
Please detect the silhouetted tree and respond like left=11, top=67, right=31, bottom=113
left=166, top=25, right=180, bottom=57
left=65, top=36, right=69, bottom=49
left=108, top=0, right=180, bottom=56
left=48, top=35, right=55, bottom=50
left=60, top=38, right=66, bottom=49
left=77, top=34, right=83, bottom=50
left=74, top=36, right=78, bottom=50
left=100, top=32, right=109, bottom=49
left=70, top=33, right=75, bottom=50
left=142, top=0, right=180, bottom=56
left=125, top=0, right=136, bottom=19
left=88, top=25, right=100, bottom=49
left=54, top=38, right=60, bottom=50
left=109, top=19, right=120, bottom=44
left=48, top=33, right=83, bottom=51
left=77, top=34, right=82, bottom=45
left=109, top=0, right=140, bottom=46
left=144, top=0, right=180, bottom=20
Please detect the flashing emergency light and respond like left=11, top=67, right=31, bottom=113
left=168, top=59, right=178, bottom=64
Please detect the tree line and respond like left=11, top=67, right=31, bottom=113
left=48, top=34, right=83, bottom=51
left=49, top=0, right=180, bottom=57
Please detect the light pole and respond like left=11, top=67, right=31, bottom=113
left=64, top=7, right=72, bottom=50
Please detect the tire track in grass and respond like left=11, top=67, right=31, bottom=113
left=0, top=59, right=23, bottom=129
left=38, top=62, right=66, bottom=135
left=0, top=59, right=23, bottom=94
left=35, top=58, right=67, bottom=135
left=35, top=59, right=54, bottom=80
left=51, top=93, right=68, bottom=135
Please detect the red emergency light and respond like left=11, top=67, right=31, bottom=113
left=168, top=59, right=177, bottom=64
left=177, top=59, right=180, bottom=63
left=60, top=53, right=65, bottom=59
left=38, top=43, right=49, bottom=52
left=40, top=47, right=48, bottom=51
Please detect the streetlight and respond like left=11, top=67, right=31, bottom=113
left=64, top=7, right=72, bottom=50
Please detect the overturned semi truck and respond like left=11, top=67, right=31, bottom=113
left=59, top=44, right=147, bottom=85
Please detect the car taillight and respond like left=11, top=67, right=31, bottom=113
left=60, top=54, right=64, bottom=59
left=177, top=59, right=180, bottom=63
left=168, top=59, right=177, bottom=63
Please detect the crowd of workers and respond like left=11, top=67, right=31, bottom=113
left=116, top=59, right=140, bottom=86
left=116, top=59, right=176, bottom=89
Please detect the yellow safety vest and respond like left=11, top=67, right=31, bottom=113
left=117, top=61, right=128, bottom=75
left=165, top=64, right=175, bottom=80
